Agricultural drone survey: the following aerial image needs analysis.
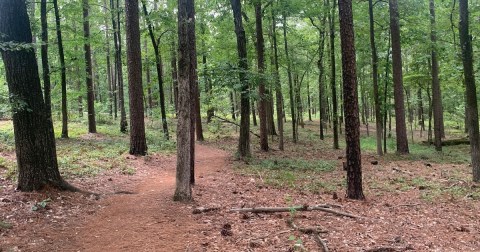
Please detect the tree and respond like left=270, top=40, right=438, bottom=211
left=271, top=7, right=284, bottom=151
left=40, top=0, right=52, bottom=120
left=430, top=0, right=444, bottom=151
left=338, top=0, right=364, bottom=200
left=368, top=0, right=383, bottom=156
left=459, top=0, right=480, bottom=182
left=125, top=0, right=147, bottom=155
left=83, top=0, right=97, bottom=133
left=0, top=0, right=75, bottom=191
left=174, top=0, right=194, bottom=201
left=53, top=0, right=69, bottom=138
left=282, top=11, right=297, bottom=143
left=141, top=0, right=169, bottom=139
left=328, top=0, right=339, bottom=149
left=231, top=0, right=251, bottom=158
left=389, top=0, right=408, bottom=154
left=255, top=0, right=268, bottom=152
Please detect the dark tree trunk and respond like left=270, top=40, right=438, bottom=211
left=83, top=0, right=96, bottom=133
left=171, top=40, right=179, bottom=113
left=53, top=0, right=69, bottom=138
left=389, top=0, right=409, bottom=154
left=126, top=0, right=147, bottom=155
left=40, top=0, right=52, bottom=122
left=255, top=2, right=268, bottom=151
left=174, top=0, right=194, bottom=201
left=202, top=28, right=215, bottom=123
left=282, top=13, right=297, bottom=143
left=459, top=0, right=480, bottom=182
left=368, top=0, right=383, bottom=155
left=430, top=0, right=444, bottom=151
left=338, top=0, right=365, bottom=200
left=230, top=91, right=236, bottom=120
left=266, top=89, right=276, bottom=135
left=145, top=38, right=153, bottom=116
left=111, top=0, right=127, bottom=133
left=231, top=0, right=251, bottom=158
left=272, top=9, right=284, bottom=150
left=0, top=0, right=75, bottom=191
left=141, top=1, right=169, bottom=139
left=328, top=0, right=339, bottom=149
left=383, top=40, right=391, bottom=153
left=104, top=0, right=113, bottom=118
left=307, top=81, right=312, bottom=122
left=251, top=100, right=257, bottom=126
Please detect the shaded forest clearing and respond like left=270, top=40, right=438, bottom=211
left=1, top=120, right=480, bottom=251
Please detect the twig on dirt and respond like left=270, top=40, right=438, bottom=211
left=192, top=207, right=220, bottom=214
left=213, top=115, right=260, bottom=138
left=230, top=205, right=360, bottom=219
left=389, top=203, right=421, bottom=208
left=287, top=219, right=329, bottom=252
left=365, top=246, right=411, bottom=252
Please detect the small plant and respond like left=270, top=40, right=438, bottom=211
left=31, top=198, right=51, bottom=211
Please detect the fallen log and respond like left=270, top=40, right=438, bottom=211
left=287, top=219, right=329, bottom=252
left=422, top=138, right=470, bottom=146
left=213, top=115, right=260, bottom=138
left=230, top=205, right=360, bottom=219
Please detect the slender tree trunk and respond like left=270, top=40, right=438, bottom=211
left=255, top=1, right=268, bottom=151
left=231, top=0, right=251, bottom=158
left=272, top=9, right=284, bottom=150
left=282, top=12, right=297, bottom=143
left=459, top=0, right=480, bottom=182
left=383, top=39, right=391, bottom=154
left=0, top=0, right=75, bottom=191
left=111, top=0, right=127, bottom=132
left=171, top=40, right=179, bottom=113
left=389, top=0, right=408, bottom=154
left=141, top=1, right=169, bottom=139
left=40, top=0, right=52, bottom=123
left=174, top=0, right=194, bottom=201
left=307, top=81, right=312, bottom=121
left=104, top=0, right=113, bottom=118
left=230, top=91, right=236, bottom=120
left=125, top=0, right=147, bottom=155
left=83, top=0, right=96, bottom=133
left=338, top=0, right=364, bottom=200
left=430, top=0, right=443, bottom=151
left=328, top=0, right=339, bottom=149
left=53, top=0, right=69, bottom=138
left=145, top=38, right=153, bottom=116
left=368, top=0, right=382, bottom=155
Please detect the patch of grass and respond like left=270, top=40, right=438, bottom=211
left=255, top=158, right=336, bottom=172
left=0, top=220, right=12, bottom=230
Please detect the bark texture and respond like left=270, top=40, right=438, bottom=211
left=430, top=0, right=444, bottom=151
left=255, top=1, right=269, bottom=151
left=83, top=0, right=97, bottom=133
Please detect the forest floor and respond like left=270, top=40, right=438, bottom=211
left=1, top=120, right=480, bottom=251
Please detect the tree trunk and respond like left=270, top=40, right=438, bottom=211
left=282, top=13, right=297, bottom=143
left=83, top=0, right=97, bottom=133
left=389, top=0, right=409, bottom=154
left=125, top=0, right=147, bottom=155
left=40, top=0, right=52, bottom=122
left=430, top=0, right=444, bottom=151
left=104, top=0, right=113, bottom=118
left=0, top=0, right=74, bottom=191
left=255, top=1, right=268, bottom=151
left=383, top=39, right=391, bottom=154
left=272, top=9, right=284, bottom=150
left=328, top=0, right=339, bottom=149
left=368, top=0, right=383, bottom=155
left=141, top=1, right=169, bottom=139
left=338, top=0, right=365, bottom=200
left=307, top=80, right=312, bottom=122
left=145, top=38, right=153, bottom=116
left=171, top=40, right=179, bottom=114
left=174, top=0, right=194, bottom=201
left=459, top=0, right=480, bottom=182
left=231, top=0, right=251, bottom=158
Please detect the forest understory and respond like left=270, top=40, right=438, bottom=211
left=1, top=119, right=479, bottom=252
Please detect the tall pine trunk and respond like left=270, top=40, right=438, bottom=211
left=282, top=12, right=297, bottom=143
left=272, top=9, right=284, bottom=150
left=255, top=1, right=268, bottom=151
left=125, top=0, right=147, bottom=155
left=328, top=0, right=339, bottom=149
left=83, top=0, right=97, bottom=133
left=430, top=0, right=444, bottom=151
left=389, top=0, right=409, bottom=154
left=459, top=0, right=480, bottom=182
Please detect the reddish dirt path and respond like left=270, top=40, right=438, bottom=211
left=45, top=144, right=229, bottom=252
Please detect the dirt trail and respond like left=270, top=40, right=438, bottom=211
left=48, top=144, right=229, bottom=252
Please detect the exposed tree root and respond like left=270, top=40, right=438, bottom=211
left=230, top=204, right=360, bottom=219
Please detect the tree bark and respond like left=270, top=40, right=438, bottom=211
left=125, top=0, right=147, bottom=155
left=459, top=0, right=480, bottom=182
left=338, top=0, right=365, bottom=200
left=171, top=40, right=179, bottom=114
left=231, top=0, right=251, bottom=158
left=255, top=1, right=268, bottom=151
left=0, top=0, right=74, bottom=191
left=271, top=9, right=284, bottom=150
left=282, top=12, right=297, bottom=143
left=174, top=0, right=194, bottom=201
left=82, top=0, right=96, bottom=133
left=389, top=0, right=409, bottom=154
left=40, top=0, right=52, bottom=123
left=328, top=0, right=339, bottom=149
left=368, top=0, right=382, bottom=156
left=430, top=0, right=444, bottom=151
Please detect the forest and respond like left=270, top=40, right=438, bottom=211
left=1, top=0, right=480, bottom=251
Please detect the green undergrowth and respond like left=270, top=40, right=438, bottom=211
left=235, top=157, right=341, bottom=194
left=0, top=119, right=176, bottom=180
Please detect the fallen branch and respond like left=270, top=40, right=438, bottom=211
left=192, top=207, right=220, bottom=214
left=287, top=219, right=329, bottom=252
left=213, top=115, right=260, bottom=138
left=230, top=205, right=360, bottom=219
